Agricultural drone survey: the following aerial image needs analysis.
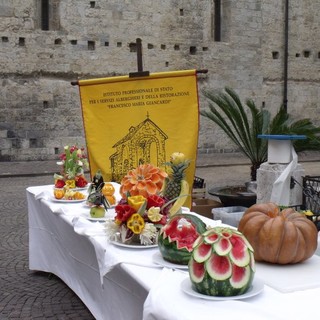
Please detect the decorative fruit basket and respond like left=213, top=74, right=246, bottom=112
left=158, top=213, right=207, bottom=265
left=53, top=145, right=89, bottom=189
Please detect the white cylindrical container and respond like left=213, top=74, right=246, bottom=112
left=268, top=139, right=292, bottom=164
left=258, top=134, right=307, bottom=164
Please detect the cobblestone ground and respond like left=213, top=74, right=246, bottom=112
left=0, top=175, right=95, bottom=320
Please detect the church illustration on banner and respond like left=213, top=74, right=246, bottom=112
left=109, top=114, right=168, bottom=182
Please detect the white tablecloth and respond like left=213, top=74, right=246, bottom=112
left=27, top=185, right=320, bottom=320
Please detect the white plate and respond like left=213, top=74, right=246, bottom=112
left=181, top=277, right=264, bottom=301
left=73, top=186, right=89, bottom=191
left=87, top=218, right=107, bottom=222
left=152, top=252, right=188, bottom=270
left=53, top=184, right=89, bottom=191
left=49, top=196, right=86, bottom=203
left=82, top=202, right=118, bottom=209
left=111, top=240, right=158, bottom=249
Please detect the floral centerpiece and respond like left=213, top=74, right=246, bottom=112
left=54, top=145, right=89, bottom=189
left=105, top=153, right=191, bottom=246
left=105, top=193, right=172, bottom=245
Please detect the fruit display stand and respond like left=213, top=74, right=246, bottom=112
left=27, top=183, right=320, bottom=320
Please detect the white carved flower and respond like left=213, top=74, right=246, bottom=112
left=140, top=223, right=158, bottom=245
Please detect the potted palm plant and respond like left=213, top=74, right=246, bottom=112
left=201, top=87, right=320, bottom=181
left=200, top=87, right=320, bottom=205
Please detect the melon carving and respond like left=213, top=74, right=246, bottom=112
left=158, top=214, right=207, bottom=265
left=189, top=227, right=255, bottom=297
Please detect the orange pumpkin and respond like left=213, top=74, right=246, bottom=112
left=238, top=202, right=318, bottom=264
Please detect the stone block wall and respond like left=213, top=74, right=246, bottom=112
left=0, top=0, right=319, bottom=161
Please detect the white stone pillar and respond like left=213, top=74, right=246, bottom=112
left=256, top=162, right=305, bottom=206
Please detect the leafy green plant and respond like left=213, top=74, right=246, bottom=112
left=201, top=87, right=320, bottom=181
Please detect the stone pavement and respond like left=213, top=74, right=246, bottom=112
left=0, top=173, right=95, bottom=320
left=0, top=152, right=319, bottom=319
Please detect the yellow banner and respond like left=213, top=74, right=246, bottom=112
left=78, top=69, right=199, bottom=207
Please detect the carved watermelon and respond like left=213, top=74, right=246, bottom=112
left=189, top=227, right=255, bottom=296
left=158, top=214, right=207, bottom=265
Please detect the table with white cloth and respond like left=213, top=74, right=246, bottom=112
left=27, top=184, right=320, bottom=320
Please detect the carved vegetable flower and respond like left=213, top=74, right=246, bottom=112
left=120, top=163, right=167, bottom=198
left=127, top=213, right=145, bottom=234
left=147, top=194, right=166, bottom=209
left=147, top=206, right=163, bottom=223
left=54, top=145, right=89, bottom=188
left=65, top=179, right=76, bottom=188
left=128, top=195, right=146, bottom=212
left=114, top=204, right=135, bottom=224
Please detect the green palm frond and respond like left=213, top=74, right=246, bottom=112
left=269, top=107, right=320, bottom=151
left=201, top=88, right=270, bottom=179
left=201, top=87, right=320, bottom=181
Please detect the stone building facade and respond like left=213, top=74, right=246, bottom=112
left=0, top=0, right=319, bottom=161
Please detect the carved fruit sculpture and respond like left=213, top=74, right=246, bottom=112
left=102, top=182, right=116, bottom=205
left=189, top=227, right=255, bottom=297
left=158, top=214, right=207, bottom=265
left=161, top=152, right=191, bottom=216
left=120, top=164, right=167, bottom=199
left=238, top=202, right=318, bottom=264
left=53, top=188, right=65, bottom=199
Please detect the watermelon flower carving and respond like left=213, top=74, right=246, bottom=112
left=188, top=227, right=255, bottom=297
